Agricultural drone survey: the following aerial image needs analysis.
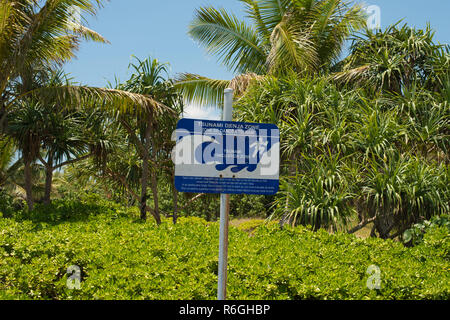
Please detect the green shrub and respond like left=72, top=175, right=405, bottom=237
left=9, top=194, right=136, bottom=224
left=403, top=215, right=450, bottom=246
left=170, top=192, right=269, bottom=221
left=236, top=219, right=266, bottom=233
left=0, top=190, right=18, bottom=218
left=1, top=206, right=448, bottom=300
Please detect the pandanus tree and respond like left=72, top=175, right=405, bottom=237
left=38, top=108, right=87, bottom=205
left=334, top=22, right=450, bottom=95
left=113, top=57, right=182, bottom=223
left=361, top=151, right=449, bottom=239
left=6, top=99, right=46, bottom=209
left=6, top=96, right=93, bottom=208
left=176, top=0, right=366, bottom=106
left=334, top=23, right=449, bottom=162
left=9, top=70, right=92, bottom=206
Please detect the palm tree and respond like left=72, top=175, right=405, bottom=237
left=176, top=0, right=366, bottom=106
left=36, top=71, right=108, bottom=205
left=6, top=99, right=45, bottom=210
left=6, top=66, right=137, bottom=209
left=58, top=115, right=134, bottom=202
left=0, top=0, right=161, bottom=134
left=111, top=56, right=181, bottom=223
left=0, top=0, right=167, bottom=210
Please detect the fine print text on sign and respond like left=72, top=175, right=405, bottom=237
left=173, top=119, right=280, bottom=195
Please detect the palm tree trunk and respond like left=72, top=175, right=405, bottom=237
left=24, top=157, right=34, bottom=211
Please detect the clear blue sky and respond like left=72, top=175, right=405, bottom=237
left=64, top=0, right=450, bottom=118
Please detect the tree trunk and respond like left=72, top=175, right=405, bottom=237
left=24, top=157, right=34, bottom=211
left=140, top=115, right=153, bottom=221
left=147, top=113, right=162, bottom=225
left=370, top=225, right=377, bottom=238
left=0, top=108, right=7, bottom=134
left=348, top=216, right=377, bottom=234
left=374, top=215, right=394, bottom=239
left=43, top=155, right=53, bottom=205
left=150, top=172, right=161, bottom=225
left=43, top=167, right=53, bottom=205
left=140, top=156, right=149, bottom=221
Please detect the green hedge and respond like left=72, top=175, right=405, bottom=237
left=0, top=206, right=448, bottom=300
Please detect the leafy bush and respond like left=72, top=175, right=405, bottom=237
left=362, top=153, right=449, bottom=238
left=0, top=191, right=15, bottom=218
left=236, top=219, right=266, bottom=233
left=0, top=204, right=448, bottom=300
left=234, top=72, right=449, bottom=237
left=403, top=215, right=450, bottom=246
left=6, top=193, right=137, bottom=224
left=163, top=191, right=269, bottom=221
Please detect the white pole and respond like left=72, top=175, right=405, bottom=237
left=218, top=88, right=233, bottom=300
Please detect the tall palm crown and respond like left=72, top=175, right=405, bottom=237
left=0, top=0, right=161, bottom=134
left=1, top=0, right=105, bottom=97
left=177, top=0, right=366, bottom=107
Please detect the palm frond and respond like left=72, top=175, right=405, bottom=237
left=25, top=85, right=167, bottom=115
left=0, top=1, right=15, bottom=39
left=70, top=23, right=109, bottom=44
left=258, top=0, right=291, bottom=31
left=188, top=6, right=267, bottom=74
left=239, top=0, right=271, bottom=45
left=174, top=73, right=231, bottom=108
left=267, top=18, right=318, bottom=75
left=124, top=56, right=170, bottom=92
left=0, top=137, right=16, bottom=172
left=313, top=1, right=366, bottom=67
left=332, top=64, right=370, bottom=86
left=1, top=0, right=107, bottom=94
left=229, top=72, right=263, bottom=97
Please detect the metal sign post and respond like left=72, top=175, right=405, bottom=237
left=173, top=87, right=280, bottom=300
left=217, top=88, right=233, bottom=300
